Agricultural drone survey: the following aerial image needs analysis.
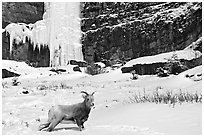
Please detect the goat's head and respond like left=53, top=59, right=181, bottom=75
left=81, top=91, right=95, bottom=108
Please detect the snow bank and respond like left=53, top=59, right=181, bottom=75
left=2, top=59, right=89, bottom=82
left=2, top=60, right=32, bottom=70
left=152, top=65, right=202, bottom=90
left=2, top=60, right=36, bottom=77
left=123, top=48, right=201, bottom=67
left=2, top=59, right=56, bottom=80
left=178, top=65, right=202, bottom=77
left=88, top=103, right=202, bottom=135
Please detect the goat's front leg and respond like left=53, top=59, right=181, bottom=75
left=80, top=116, right=88, bottom=129
left=81, top=119, right=87, bottom=129
left=75, top=118, right=83, bottom=131
left=81, top=122, right=85, bottom=129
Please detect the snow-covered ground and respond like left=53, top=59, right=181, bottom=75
left=2, top=60, right=202, bottom=135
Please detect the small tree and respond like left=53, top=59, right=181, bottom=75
left=164, top=52, right=188, bottom=75
left=156, top=52, right=188, bottom=77
left=85, top=63, right=104, bottom=75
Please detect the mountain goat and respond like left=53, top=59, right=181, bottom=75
left=39, top=91, right=95, bottom=132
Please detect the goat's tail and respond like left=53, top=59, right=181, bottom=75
left=38, top=122, right=50, bottom=131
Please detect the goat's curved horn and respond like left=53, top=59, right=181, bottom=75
left=81, top=91, right=89, bottom=95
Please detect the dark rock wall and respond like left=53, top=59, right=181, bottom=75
left=2, top=32, right=10, bottom=60
left=81, top=2, right=165, bottom=32
left=81, top=2, right=202, bottom=64
left=2, top=2, right=44, bottom=28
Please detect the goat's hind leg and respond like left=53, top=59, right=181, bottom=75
left=47, top=118, right=62, bottom=132
left=38, top=122, right=50, bottom=131
left=81, top=119, right=87, bottom=129
left=39, top=114, right=54, bottom=131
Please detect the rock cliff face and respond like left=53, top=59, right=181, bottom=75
left=2, top=2, right=44, bottom=28
left=2, top=2, right=202, bottom=68
left=81, top=2, right=202, bottom=64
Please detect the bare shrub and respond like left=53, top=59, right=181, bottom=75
left=85, top=64, right=105, bottom=75
left=164, top=52, right=188, bottom=75
left=2, top=81, right=8, bottom=88
left=59, top=83, right=73, bottom=89
left=127, top=89, right=202, bottom=107
left=37, top=84, right=48, bottom=90
left=12, top=77, right=20, bottom=86
left=156, top=52, right=188, bottom=77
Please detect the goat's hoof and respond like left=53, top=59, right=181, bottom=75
left=79, top=127, right=82, bottom=131
left=47, top=128, right=53, bottom=132
left=38, top=126, right=44, bottom=131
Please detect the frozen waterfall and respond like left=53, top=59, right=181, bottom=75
left=3, top=2, right=83, bottom=67
left=45, top=2, right=83, bottom=66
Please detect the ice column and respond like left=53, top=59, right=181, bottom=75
left=45, top=2, right=83, bottom=67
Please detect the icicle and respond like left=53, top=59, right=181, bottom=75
left=5, top=23, right=18, bottom=55
left=9, top=31, right=13, bottom=55
left=4, top=23, right=33, bottom=55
